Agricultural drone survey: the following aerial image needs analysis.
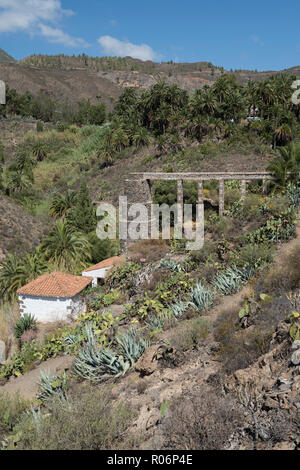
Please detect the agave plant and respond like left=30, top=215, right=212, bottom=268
left=191, top=283, right=215, bottom=312
left=170, top=301, right=189, bottom=319
left=14, top=314, right=37, bottom=340
left=159, top=259, right=182, bottom=272
left=37, top=370, right=68, bottom=404
left=116, top=328, right=149, bottom=367
left=286, top=183, right=300, bottom=208
left=146, top=315, right=165, bottom=331
left=74, top=324, right=130, bottom=383
left=212, top=267, right=244, bottom=295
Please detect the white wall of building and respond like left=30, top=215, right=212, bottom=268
left=82, top=267, right=112, bottom=286
left=18, top=293, right=87, bottom=323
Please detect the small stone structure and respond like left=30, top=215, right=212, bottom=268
left=82, top=256, right=120, bottom=286
left=18, top=272, right=93, bottom=323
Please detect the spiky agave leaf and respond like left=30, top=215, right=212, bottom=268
left=212, top=267, right=244, bottom=295
left=37, top=370, right=68, bottom=403
left=74, top=324, right=131, bottom=382
left=170, top=301, right=189, bottom=319
left=116, top=328, right=149, bottom=367
left=191, top=283, right=215, bottom=312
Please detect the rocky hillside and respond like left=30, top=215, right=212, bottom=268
left=0, top=52, right=298, bottom=106
left=0, top=195, right=45, bottom=258
left=0, top=48, right=15, bottom=63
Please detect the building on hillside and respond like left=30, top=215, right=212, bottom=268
left=82, top=256, right=120, bottom=287
left=18, top=272, right=93, bottom=323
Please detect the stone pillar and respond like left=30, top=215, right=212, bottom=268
left=198, top=180, right=204, bottom=204
left=219, top=179, right=224, bottom=216
left=177, top=180, right=183, bottom=205
left=146, top=179, right=153, bottom=203
left=241, top=180, right=247, bottom=202
left=175, top=180, right=184, bottom=239
left=262, top=178, right=267, bottom=194
left=120, top=178, right=154, bottom=255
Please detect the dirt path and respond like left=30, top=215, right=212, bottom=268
left=0, top=355, right=74, bottom=400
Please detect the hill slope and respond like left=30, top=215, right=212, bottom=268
left=0, top=48, right=15, bottom=63
left=0, top=54, right=299, bottom=107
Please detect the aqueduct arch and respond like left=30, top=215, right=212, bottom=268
left=121, top=171, right=273, bottom=252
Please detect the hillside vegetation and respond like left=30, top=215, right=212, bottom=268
left=0, top=65, right=300, bottom=450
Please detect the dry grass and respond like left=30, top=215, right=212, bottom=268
left=259, top=244, right=300, bottom=294
left=0, top=301, right=19, bottom=348
left=128, top=239, right=170, bottom=263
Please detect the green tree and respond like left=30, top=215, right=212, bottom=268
left=49, top=190, right=77, bottom=219
left=67, top=180, right=96, bottom=233
left=41, top=220, right=91, bottom=270
left=267, top=143, right=300, bottom=190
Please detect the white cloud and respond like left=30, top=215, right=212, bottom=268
left=39, top=24, right=89, bottom=47
left=98, top=35, right=157, bottom=61
left=250, top=34, right=264, bottom=47
left=0, top=0, right=88, bottom=47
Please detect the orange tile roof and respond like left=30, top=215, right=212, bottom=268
left=18, top=272, right=93, bottom=298
left=83, top=256, right=120, bottom=273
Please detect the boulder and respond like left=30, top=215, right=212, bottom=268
left=135, top=345, right=160, bottom=376
left=292, top=340, right=300, bottom=350
left=291, top=350, right=300, bottom=366
left=0, top=341, right=6, bottom=364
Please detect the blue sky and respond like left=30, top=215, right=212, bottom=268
left=0, top=0, right=299, bottom=71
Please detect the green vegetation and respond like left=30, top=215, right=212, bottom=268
left=12, top=386, right=134, bottom=450
left=14, top=314, right=37, bottom=340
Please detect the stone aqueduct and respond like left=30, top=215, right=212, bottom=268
left=121, top=171, right=274, bottom=251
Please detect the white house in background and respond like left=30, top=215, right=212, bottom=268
left=82, top=256, right=120, bottom=287
left=18, top=272, right=93, bottom=323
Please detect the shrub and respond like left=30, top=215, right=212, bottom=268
left=15, top=386, right=135, bottom=450
left=158, top=388, right=242, bottom=450
left=0, top=392, right=29, bottom=441
left=107, top=262, right=141, bottom=290
left=259, top=245, right=300, bottom=294
left=170, top=318, right=211, bottom=351
left=20, top=329, right=37, bottom=346
left=231, top=243, right=274, bottom=270
left=155, top=272, right=191, bottom=306
left=36, top=121, right=43, bottom=133
left=14, top=314, right=37, bottom=340
left=214, top=305, right=271, bottom=374
left=188, top=242, right=218, bottom=264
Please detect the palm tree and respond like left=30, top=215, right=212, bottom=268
left=41, top=220, right=91, bottom=270
left=21, top=250, right=48, bottom=282
left=267, top=143, right=300, bottom=190
left=32, top=140, right=47, bottom=162
left=15, top=151, right=35, bottom=182
left=5, top=168, right=31, bottom=196
left=111, top=128, right=129, bottom=152
left=49, top=190, right=77, bottom=218
left=0, top=254, right=23, bottom=301
left=274, top=124, right=292, bottom=147
left=0, top=250, right=47, bottom=301
left=132, top=127, right=150, bottom=148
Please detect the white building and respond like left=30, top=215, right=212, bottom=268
left=82, top=256, right=120, bottom=287
left=18, top=272, right=93, bottom=323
